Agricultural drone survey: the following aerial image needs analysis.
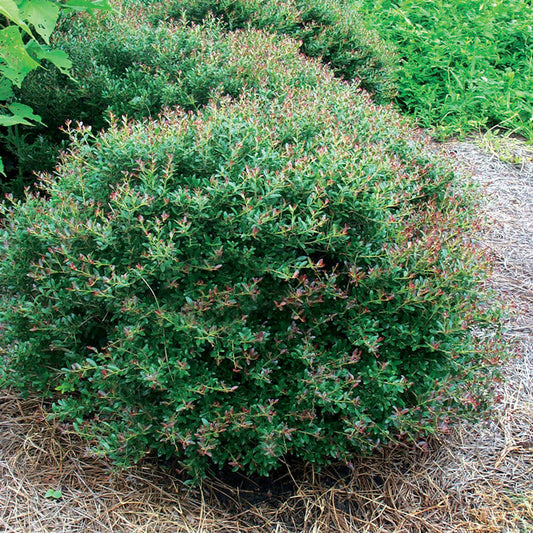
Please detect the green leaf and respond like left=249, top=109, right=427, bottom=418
left=55, top=381, right=75, bottom=393
left=44, top=489, right=62, bottom=499
left=0, top=77, right=14, bottom=99
left=0, top=102, right=43, bottom=126
left=9, top=102, right=42, bottom=122
left=26, top=40, right=72, bottom=76
left=0, top=156, right=4, bottom=176
left=0, top=26, right=40, bottom=87
left=0, top=114, right=22, bottom=126
left=19, top=0, right=60, bottom=45
left=0, top=0, right=33, bottom=36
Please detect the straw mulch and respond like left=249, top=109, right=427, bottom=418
left=1, top=137, right=532, bottom=533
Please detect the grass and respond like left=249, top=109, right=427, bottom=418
left=360, top=0, right=533, bottom=141
left=476, top=128, right=533, bottom=170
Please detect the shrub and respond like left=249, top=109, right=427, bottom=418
left=155, top=0, right=397, bottom=102
left=0, top=52, right=502, bottom=480
left=359, top=0, right=533, bottom=139
left=13, top=9, right=374, bottom=181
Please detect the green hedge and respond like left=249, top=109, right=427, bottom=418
left=12, top=0, right=394, bottom=184
left=13, top=18, right=315, bottom=177
left=156, top=0, right=397, bottom=101
left=11, top=0, right=396, bottom=183
left=1, top=41, right=502, bottom=479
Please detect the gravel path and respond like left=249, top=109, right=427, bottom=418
left=426, top=139, right=533, bottom=531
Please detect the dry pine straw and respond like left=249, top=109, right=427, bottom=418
left=0, top=138, right=532, bottom=533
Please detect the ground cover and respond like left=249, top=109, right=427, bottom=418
left=360, top=0, right=533, bottom=140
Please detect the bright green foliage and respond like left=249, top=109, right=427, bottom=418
left=22, top=15, right=327, bottom=127
left=0, top=25, right=41, bottom=88
left=154, top=0, right=397, bottom=102
left=0, top=40, right=503, bottom=480
left=44, top=488, right=62, bottom=499
left=360, top=0, right=533, bottom=139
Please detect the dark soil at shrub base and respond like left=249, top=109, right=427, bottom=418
left=205, top=463, right=297, bottom=508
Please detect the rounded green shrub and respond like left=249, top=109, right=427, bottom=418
left=1, top=50, right=501, bottom=481
left=14, top=15, right=330, bottom=179
left=154, top=0, right=397, bottom=102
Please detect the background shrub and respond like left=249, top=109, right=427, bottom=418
left=156, top=0, right=397, bottom=101
left=360, top=0, right=533, bottom=139
left=0, top=50, right=502, bottom=479
left=10, top=3, right=394, bottom=185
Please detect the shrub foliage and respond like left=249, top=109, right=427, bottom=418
left=156, top=0, right=397, bottom=101
left=0, top=45, right=502, bottom=479
left=13, top=18, right=310, bottom=177
left=13, top=2, right=395, bottom=181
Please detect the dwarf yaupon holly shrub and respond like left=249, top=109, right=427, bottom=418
left=13, top=0, right=396, bottom=184
left=0, top=75, right=502, bottom=480
left=14, top=17, right=329, bottom=179
left=137, top=0, right=397, bottom=102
